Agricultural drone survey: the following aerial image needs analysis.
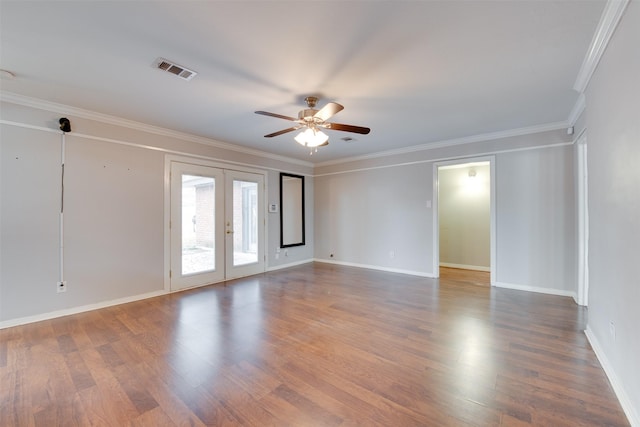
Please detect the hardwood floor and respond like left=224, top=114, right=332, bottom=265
left=0, top=263, right=629, bottom=426
left=439, top=267, right=490, bottom=287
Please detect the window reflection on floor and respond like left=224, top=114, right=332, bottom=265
left=173, top=279, right=264, bottom=372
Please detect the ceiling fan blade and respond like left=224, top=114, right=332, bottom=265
left=325, top=122, right=371, bottom=135
left=255, top=111, right=298, bottom=121
left=314, top=102, right=344, bottom=122
left=264, top=127, right=299, bottom=138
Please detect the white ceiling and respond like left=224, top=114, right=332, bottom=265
left=0, top=1, right=605, bottom=164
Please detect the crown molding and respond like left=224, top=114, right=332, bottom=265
left=313, top=141, right=572, bottom=178
left=315, top=121, right=568, bottom=168
left=0, top=91, right=314, bottom=168
left=568, top=93, right=586, bottom=126
left=573, top=0, right=630, bottom=93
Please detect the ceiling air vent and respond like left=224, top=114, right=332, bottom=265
left=154, top=57, right=197, bottom=81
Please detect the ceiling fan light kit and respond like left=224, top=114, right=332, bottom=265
left=294, top=128, right=329, bottom=148
left=255, top=96, right=370, bottom=154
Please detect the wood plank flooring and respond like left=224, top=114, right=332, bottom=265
left=0, top=263, right=629, bottom=426
left=440, top=267, right=490, bottom=287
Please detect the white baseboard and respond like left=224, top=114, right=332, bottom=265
left=0, top=289, right=168, bottom=330
left=266, top=259, right=314, bottom=271
left=439, top=262, right=490, bottom=272
left=493, top=281, right=576, bottom=299
left=314, top=258, right=436, bottom=278
left=585, top=327, right=639, bottom=427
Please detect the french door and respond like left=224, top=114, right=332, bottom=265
left=169, top=161, right=265, bottom=291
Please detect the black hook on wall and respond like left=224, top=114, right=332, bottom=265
left=59, top=117, right=71, bottom=133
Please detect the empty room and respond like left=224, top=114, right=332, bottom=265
left=1, top=1, right=638, bottom=426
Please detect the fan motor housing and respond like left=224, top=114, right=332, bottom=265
left=299, top=109, right=319, bottom=121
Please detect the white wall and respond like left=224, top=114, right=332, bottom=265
left=438, top=164, right=490, bottom=270
left=315, top=130, right=576, bottom=295
left=1, top=125, right=63, bottom=319
left=64, top=135, right=165, bottom=307
left=315, top=163, right=434, bottom=275
left=495, top=146, right=576, bottom=293
left=584, top=1, right=640, bottom=423
left=266, top=170, right=314, bottom=269
left=0, top=98, right=580, bottom=329
left=0, top=98, right=314, bottom=325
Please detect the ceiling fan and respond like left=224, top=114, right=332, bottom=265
left=255, top=96, right=370, bottom=149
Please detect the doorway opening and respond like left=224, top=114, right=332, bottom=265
left=433, top=157, right=495, bottom=285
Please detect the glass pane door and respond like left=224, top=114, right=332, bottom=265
left=170, top=162, right=224, bottom=290
left=225, top=171, right=265, bottom=279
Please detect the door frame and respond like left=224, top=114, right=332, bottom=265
left=432, top=155, right=496, bottom=285
left=163, top=155, right=267, bottom=292
left=576, top=133, right=589, bottom=306
left=169, top=162, right=225, bottom=290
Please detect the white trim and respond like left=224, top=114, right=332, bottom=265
left=0, top=119, right=54, bottom=133
left=567, top=93, right=586, bottom=126
left=0, top=118, right=312, bottom=177
left=0, top=91, right=314, bottom=168
left=163, top=156, right=172, bottom=293
left=439, top=263, right=491, bottom=272
left=266, top=259, right=314, bottom=271
left=314, top=258, right=436, bottom=278
left=576, top=134, right=590, bottom=306
left=493, top=281, right=576, bottom=299
left=314, top=141, right=573, bottom=178
left=573, top=0, right=630, bottom=93
left=315, top=122, right=568, bottom=168
left=1, top=91, right=571, bottom=173
left=573, top=126, right=587, bottom=144
left=585, top=327, right=639, bottom=426
left=165, top=154, right=270, bottom=176
left=0, top=290, right=167, bottom=330
left=433, top=164, right=440, bottom=278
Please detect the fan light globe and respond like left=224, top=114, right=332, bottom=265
left=295, top=128, right=328, bottom=147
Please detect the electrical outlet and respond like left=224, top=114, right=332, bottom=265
left=57, top=281, right=67, bottom=293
